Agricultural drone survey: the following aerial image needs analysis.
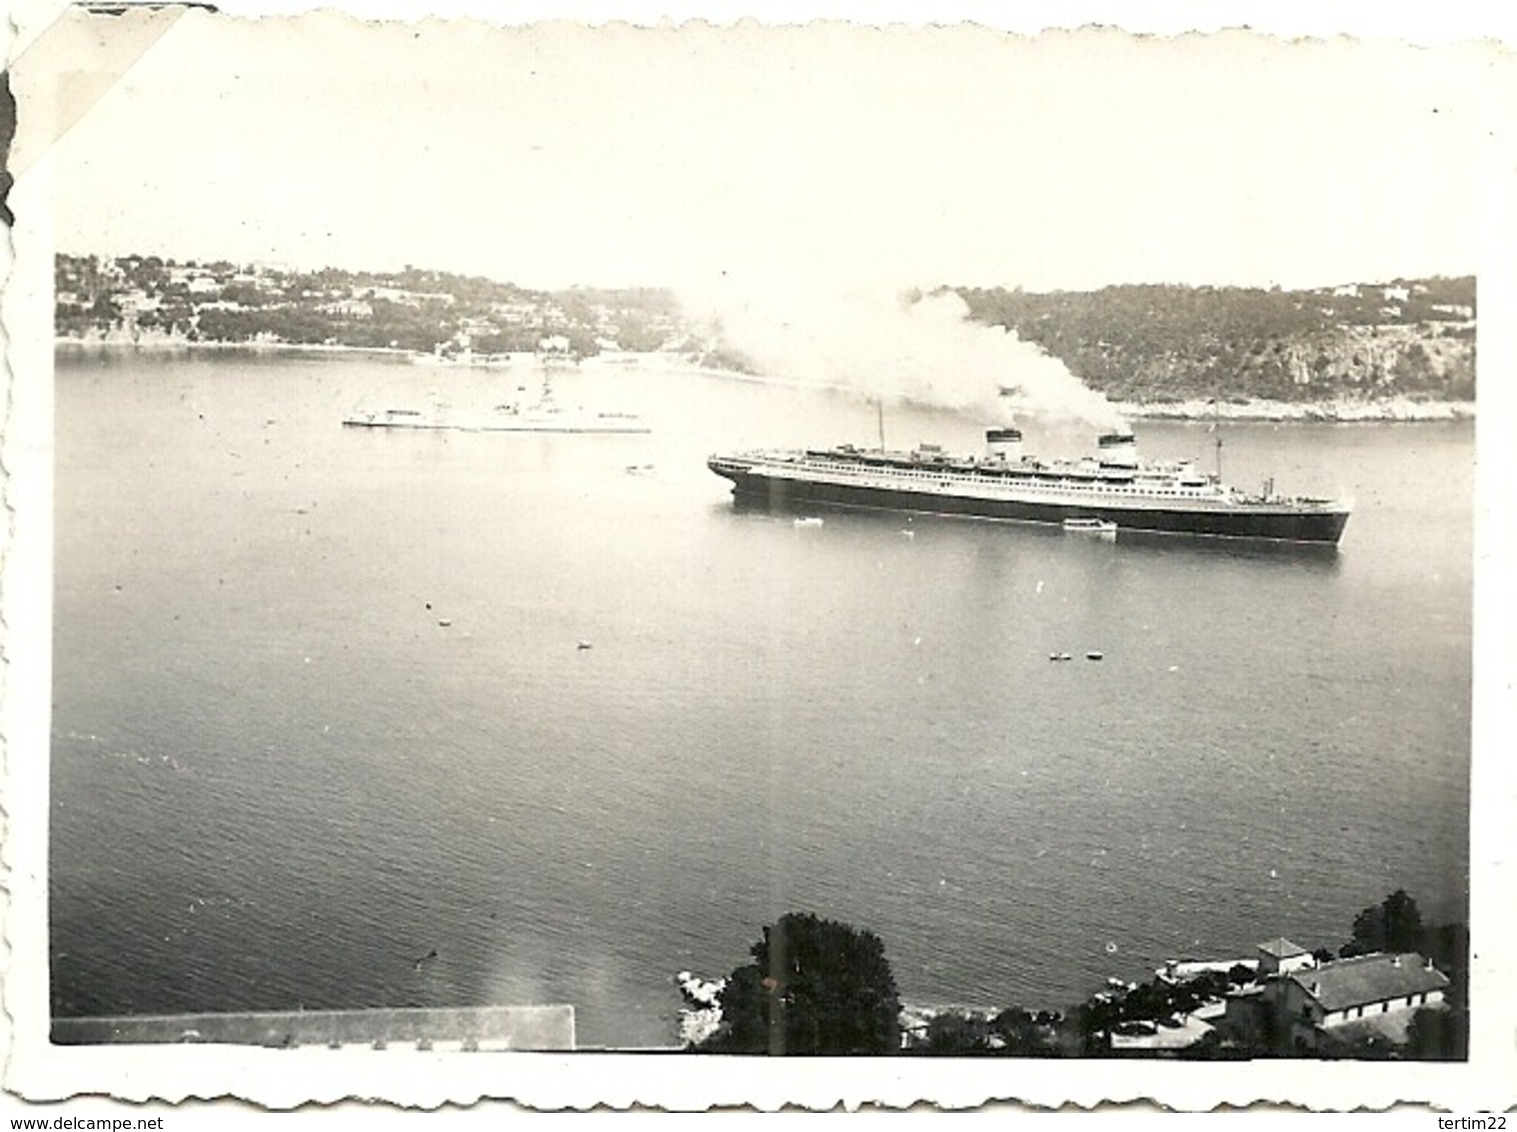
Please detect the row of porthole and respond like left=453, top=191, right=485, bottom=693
left=787, top=466, right=1208, bottom=496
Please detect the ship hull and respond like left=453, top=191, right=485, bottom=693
left=709, top=460, right=1349, bottom=544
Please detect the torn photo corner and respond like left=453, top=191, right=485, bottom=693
left=3, top=0, right=1516, bottom=1114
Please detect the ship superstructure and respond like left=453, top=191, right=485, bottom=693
left=708, top=429, right=1350, bottom=544
left=342, top=372, right=648, bottom=435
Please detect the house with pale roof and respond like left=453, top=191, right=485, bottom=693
left=1256, top=937, right=1316, bottom=977
left=1223, top=937, right=1449, bottom=1054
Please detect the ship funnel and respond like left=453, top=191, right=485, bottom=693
left=1097, top=432, right=1138, bottom=469
left=986, top=428, right=1023, bottom=463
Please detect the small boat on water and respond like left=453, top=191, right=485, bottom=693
left=793, top=517, right=825, bottom=528
left=1063, top=517, right=1118, bottom=538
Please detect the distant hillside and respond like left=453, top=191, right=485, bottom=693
left=54, top=254, right=682, bottom=357
left=954, top=278, right=1475, bottom=405
left=56, top=255, right=1476, bottom=412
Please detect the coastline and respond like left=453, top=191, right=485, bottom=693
left=1118, top=397, right=1475, bottom=424
left=54, top=336, right=414, bottom=358
left=54, top=338, right=1475, bottom=423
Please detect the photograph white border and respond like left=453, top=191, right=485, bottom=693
left=4, top=0, right=1514, bottom=1113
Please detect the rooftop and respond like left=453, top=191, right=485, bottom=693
left=1109, top=1012, right=1216, bottom=1052
left=1257, top=937, right=1311, bottom=959
left=1289, top=952, right=1448, bottom=1013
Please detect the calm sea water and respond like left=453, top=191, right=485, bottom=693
left=50, top=349, right=1472, bottom=1048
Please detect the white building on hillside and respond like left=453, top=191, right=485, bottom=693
left=1225, top=937, right=1449, bottom=1053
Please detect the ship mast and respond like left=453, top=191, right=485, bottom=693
left=877, top=398, right=886, bottom=453
left=1210, top=397, right=1224, bottom=482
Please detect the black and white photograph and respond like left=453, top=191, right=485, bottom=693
left=3, top=0, right=1514, bottom=1113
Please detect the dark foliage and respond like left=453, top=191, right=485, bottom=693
left=1347, top=889, right=1425, bottom=956
left=1418, top=921, right=1470, bottom=1009
left=1405, top=1005, right=1468, bottom=1061
left=917, top=1012, right=992, bottom=1056
left=989, top=1007, right=1047, bottom=1054
left=703, top=912, right=900, bottom=1056
left=1070, top=997, right=1120, bottom=1055
left=1319, top=1027, right=1398, bottom=1061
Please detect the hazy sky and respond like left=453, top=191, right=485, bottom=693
left=49, top=12, right=1503, bottom=294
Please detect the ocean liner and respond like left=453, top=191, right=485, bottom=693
left=707, top=429, right=1351, bottom=544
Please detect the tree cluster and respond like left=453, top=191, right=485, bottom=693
left=699, top=912, right=900, bottom=1055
